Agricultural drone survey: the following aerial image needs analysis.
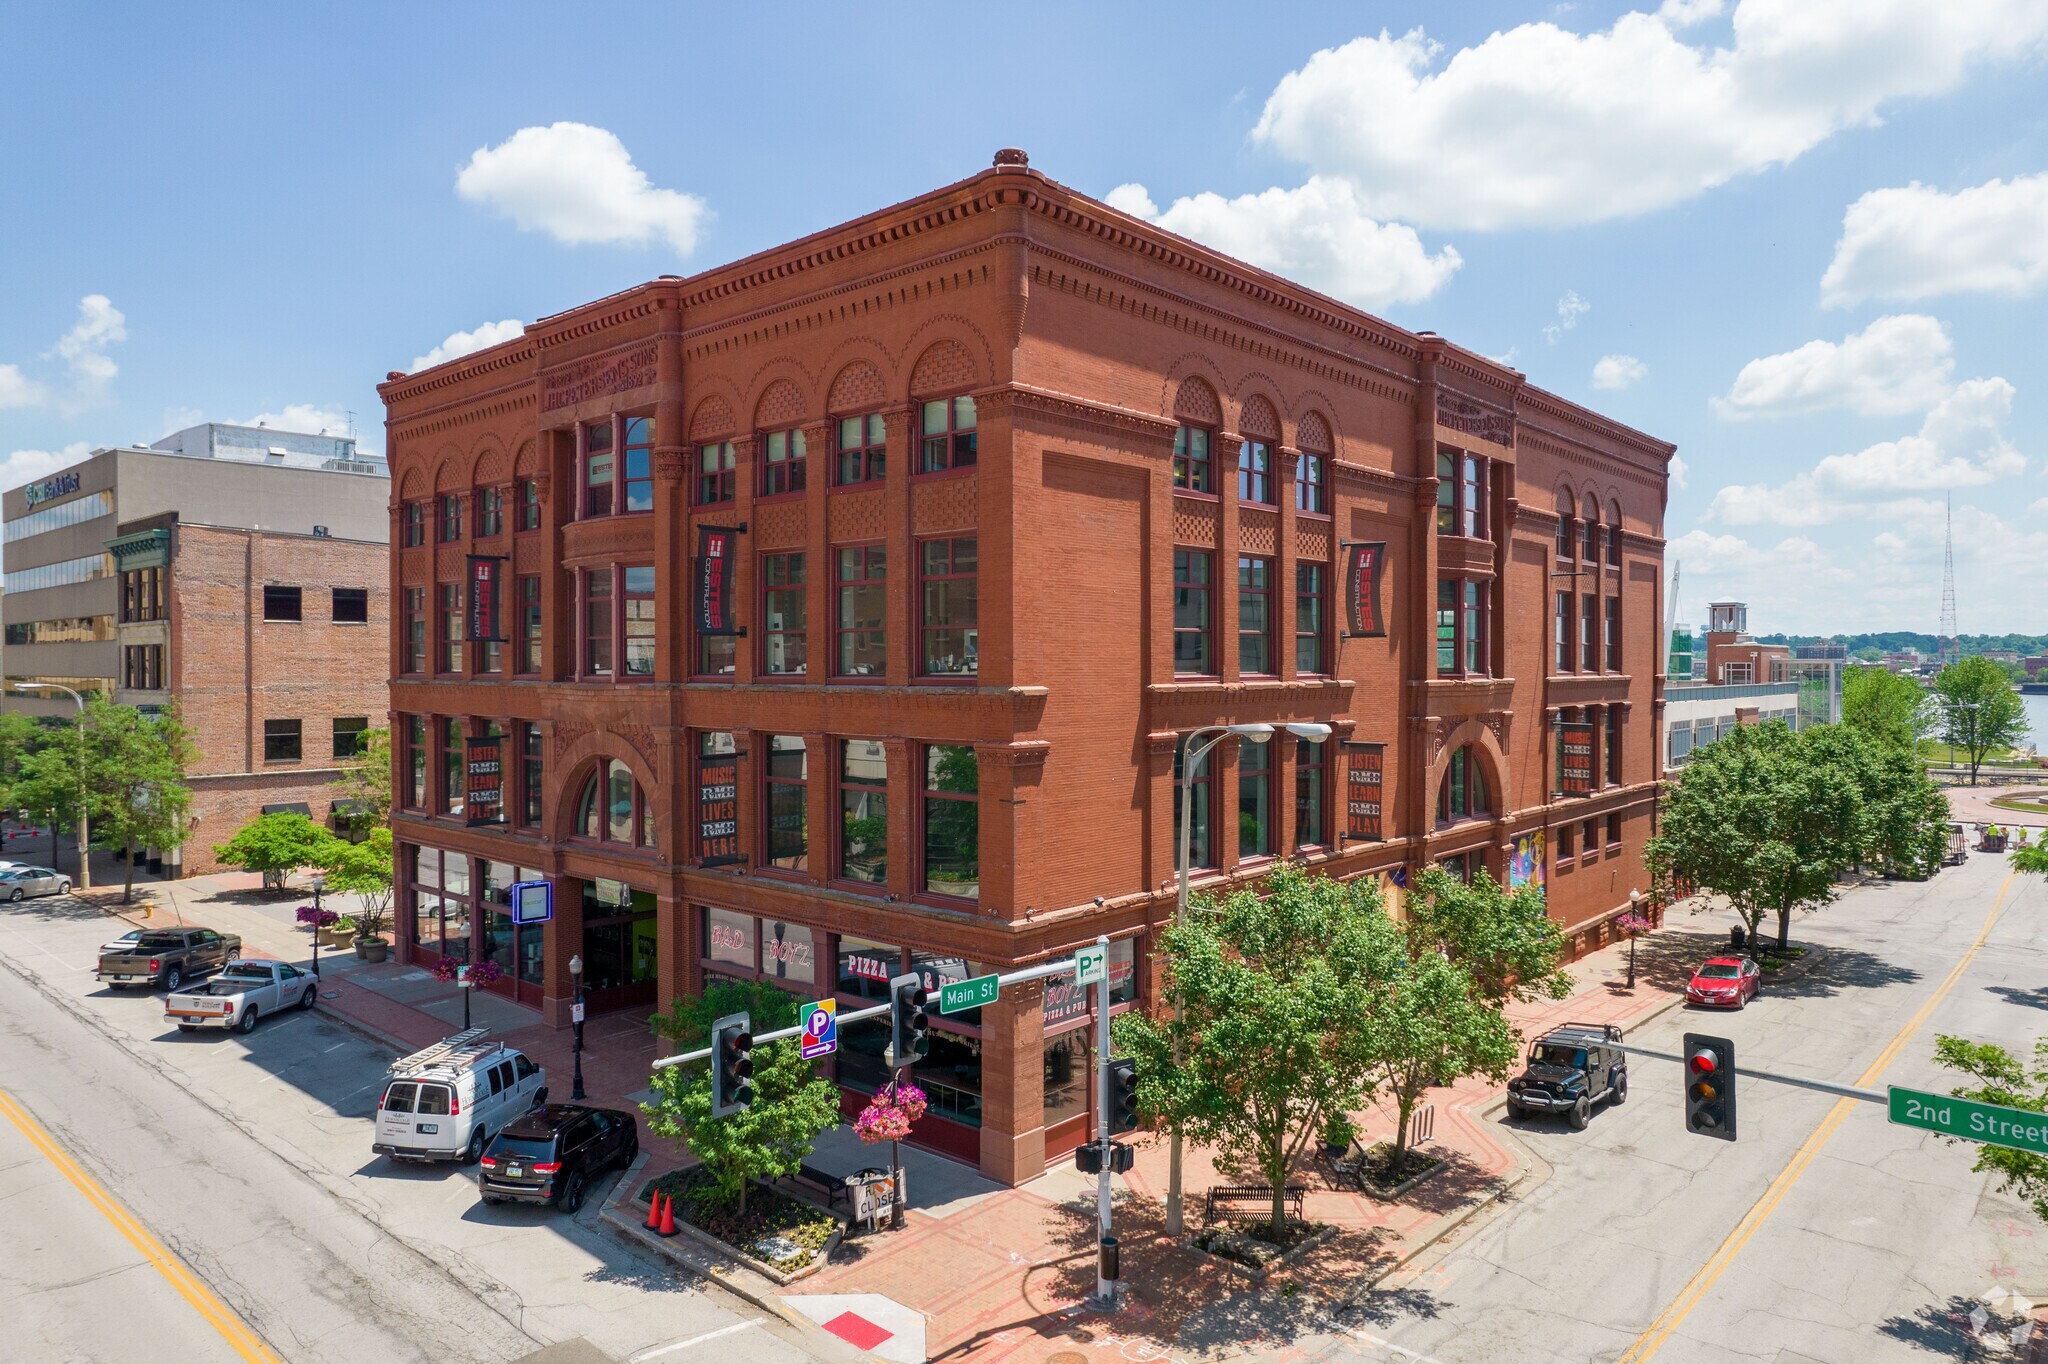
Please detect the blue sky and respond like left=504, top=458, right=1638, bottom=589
left=3, top=2, right=2044, bottom=634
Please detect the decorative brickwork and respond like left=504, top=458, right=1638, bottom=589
left=909, top=338, right=977, bottom=395
left=828, top=360, right=887, bottom=413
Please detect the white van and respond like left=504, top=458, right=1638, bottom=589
left=372, top=1028, right=547, bottom=1164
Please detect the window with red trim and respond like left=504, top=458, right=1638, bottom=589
left=583, top=420, right=614, bottom=517
left=438, top=494, right=463, bottom=543
left=918, top=538, right=976, bottom=676
left=1295, top=450, right=1327, bottom=514
left=835, top=413, right=886, bottom=486
left=760, top=553, right=806, bottom=676
left=477, top=486, right=503, bottom=537
left=402, top=501, right=425, bottom=547
left=402, top=586, right=425, bottom=674
left=574, top=758, right=653, bottom=847
left=918, top=396, right=976, bottom=473
left=760, top=428, right=807, bottom=497
left=835, top=545, right=885, bottom=677
left=1296, top=563, right=1326, bottom=674
left=437, top=583, right=462, bottom=674
left=696, top=441, right=735, bottom=506
left=517, top=479, right=540, bottom=531
left=1238, top=556, right=1274, bottom=674
left=1237, top=441, right=1274, bottom=505
left=1437, top=745, right=1491, bottom=823
left=516, top=575, right=541, bottom=674
left=1173, top=426, right=1212, bottom=493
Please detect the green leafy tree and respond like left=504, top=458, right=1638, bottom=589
left=1842, top=665, right=1933, bottom=752
left=1801, top=725, right=1950, bottom=879
left=212, top=811, right=338, bottom=891
left=1403, top=865, right=1572, bottom=1005
left=0, top=710, right=47, bottom=813
left=1646, top=720, right=1860, bottom=950
left=1113, top=863, right=1395, bottom=1240
left=1932, top=656, right=2031, bottom=785
left=2015, top=843, right=2048, bottom=878
left=317, top=826, right=394, bottom=941
left=15, top=712, right=96, bottom=888
left=643, top=978, right=840, bottom=1213
left=1368, top=948, right=1520, bottom=1168
left=1933, top=1035, right=2048, bottom=1223
left=330, top=724, right=392, bottom=832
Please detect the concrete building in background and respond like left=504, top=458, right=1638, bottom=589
left=1664, top=600, right=1837, bottom=770
left=2, top=424, right=390, bottom=874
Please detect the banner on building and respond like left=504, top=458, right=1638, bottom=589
left=1558, top=721, right=1596, bottom=797
left=466, top=555, right=505, bottom=642
left=1343, top=541, right=1388, bottom=638
left=695, top=525, right=742, bottom=636
left=696, top=748, right=741, bottom=866
left=1509, top=831, right=1548, bottom=898
left=1343, top=741, right=1386, bottom=843
left=464, top=734, right=505, bottom=826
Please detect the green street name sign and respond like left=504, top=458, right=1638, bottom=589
left=1889, top=1086, right=2048, bottom=1156
left=940, top=973, right=1000, bottom=1015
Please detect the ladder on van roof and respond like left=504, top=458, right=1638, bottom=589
left=388, top=1027, right=494, bottom=1074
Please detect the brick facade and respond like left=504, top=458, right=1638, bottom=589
left=381, top=152, right=1674, bottom=1184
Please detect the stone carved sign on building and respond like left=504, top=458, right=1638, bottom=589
left=1435, top=392, right=1514, bottom=448
left=540, top=343, right=658, bottom=412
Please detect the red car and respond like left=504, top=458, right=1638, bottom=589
left=1686, top=956, right=1760, bottom=1009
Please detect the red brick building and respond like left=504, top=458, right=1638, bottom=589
left=380, top=151, right=1674, bottom=1183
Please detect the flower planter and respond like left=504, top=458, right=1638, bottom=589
left=353, top=936, right=390, bottom=963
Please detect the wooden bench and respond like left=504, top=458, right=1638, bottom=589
left=1205, top=1184, right=1306, bottom=1224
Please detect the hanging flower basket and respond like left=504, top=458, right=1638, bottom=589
left=1615, top=912, right=1654, bottom=938
left=853, top=1083, right=928, bottom=1145
left=431, top=955, right=502, bottom=986
left=296, top=905, right=340, bottom=930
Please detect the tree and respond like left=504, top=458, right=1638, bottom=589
left=1646, top=720, right=1860, bottom=950
left=0, top=710, right=47, bottom=814
left=2015, top=843, right=2048, bottom=879
left=1842, top=665, right=1933, bottom=752
left=81, top=700, right=196, bottom=903
left=330, top=724, right=392, bottom=831
left=1368, top=948, right=1520, bottom=1169
left=642, top=978, right=840, bottom=1213
left=1802, top=725, right=1949, bottom=880
left=317, top=826, right=394, bottom=942
left=1402, top=865, right=1572, bottom=1006
left=1932, top=656, right=2030, bottom=785
left=212, top=811, right=338, bottom=891
left=1933, top=1035, right=2048, bottom=1223
left=1113, top=863, right=1394, bottom=1241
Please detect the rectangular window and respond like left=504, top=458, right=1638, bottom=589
left=1296, top=563, right=1326, bottom=674
left=1173, top=549, right=1214, bottom=675
left=438, top=584, right=463, bottom=673
left=1557, top=822, right=1575, bottom=861
left=1464, top=580, right=1486, bottom=675
left=1558, top=509, right=1574, bottom=559
left=333, top=716, right=368, bottom=758
left=696, top=441, right=735, bottom=506
left=1437, top=579, right=1457, bottom=673
left=402, top=501, right=425, bottom=547
left=583, top=420, right=614, bottom=517
left=404, top=716, right=427, bottom=810
left=622, top=566, right=655, bottom=677
left=1606, top=707, right=1623, bottom=785
left=263, top=585, right=302, bottom=622
left=517, top=478, right=541, bottom=531
left=477, top=486, right=503, bottom=536
left=519, top=723, right=543, bottom=827
left=1462, top=455, right=1486, bottom=538
left=1607, top=812, right=1622, bottom=848
left=263, top=719, right=302, bottom=762
left=517, top=575, right=541, bottom=674
left=761, top=552, right=807, bottom=676
left=1436, top=451, right=1456, bottom=534
left=1606, top=596, right=1621, bottom=672
left=839, top=739, right=887, bottom=885
left=922, top=744, right=978, bottom=900
left=1295, top=451, right=1327, bottom=514
left=1582, top=592, right=1599, bottom=671
left=332, top=587, right=369, bottom=623
left=835, top=545, right=886, bottom=677
left=835, top=413, right=886, bottom=485
left=1172, top=426, right=1212, bottom=493
left=764, top=735, right=808, bottom=871
left=918, top=396, right=976, bottom=473
left=1239, top=738, right=1272, bottom=860
left=1439, top=577, right=1490, bottom=676
left=1584, top=515, right=1601, bottom=564
left=1583, top=817, right=1600, bottom=855
left=1237, top=440, right=1273, bottom=505
left=1173, top=737, right=1214, bottom=870
left=443, top=719, right=464, bottom=818
left=1238, top=556, right=1274, bottom=674
left=1607, top=521, right=1621, bottom=566
left=1294, top=737, right=1326, bottom=849
left=621, top=416, right=653, bottom=512
left=582, top=568, right=613, bottom=676
left=1555, top=591, right=1572, bottom=673
left=698, top=628, right=737, bottom=676
left=403, top=587, right=426, bottom=674
left=439, top=493, right=463, bottom=543
left=918, top=537, right=977, bottom=677
left=760, top=428, right=807, bottom=497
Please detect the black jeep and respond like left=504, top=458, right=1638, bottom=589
left=1505, top=1021, right=1627, bottom=1130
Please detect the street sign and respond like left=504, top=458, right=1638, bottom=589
left=510, top=880, right=552, bottom=925
left=800, top=998, right=838, bottom=1059
left=940, top=973, right=1000, bottom=1015
left=1890, top=1086, right=2048, bottom=1156
left=570, top=1001, right=586, bottom=1025
left=1075, top=944, right=1107, bottom=987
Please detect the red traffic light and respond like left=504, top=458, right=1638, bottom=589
left=1688, top=1049, right=1717, bottom=1076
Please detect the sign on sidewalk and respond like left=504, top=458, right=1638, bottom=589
left=1890, top=1086, right=2048, bottom=1156
left=1074, top=944, right=1107, bottom=987
left=940, top=974, right=999, bottom=1014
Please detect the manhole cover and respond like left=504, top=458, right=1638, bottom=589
left=321, top=992, right=341, bottom=999
left=1048, top=1354, right=1088, bottom=1364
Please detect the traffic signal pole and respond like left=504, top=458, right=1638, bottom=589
left=1608, top=1040, right=1887, bottom=1105
left=1092, top=933, right=1117, bottom=1308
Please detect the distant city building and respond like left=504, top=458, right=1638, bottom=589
left=2024, top=655, right=2047, bottom=679
left=1979, top=648, right=2021, bottom=666
left=1794, top=642, right=1847, bottom=660
left=1664, top=600, right=1837, bottom=768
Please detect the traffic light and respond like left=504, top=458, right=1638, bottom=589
left=1108, top=1056, right=1140, bottom=1134
left=711, top=1012, right=754, bottom=1116
left=1682, top=1033, right=1737, bottom=1141
left=888, top=972, right=930, bottom=1067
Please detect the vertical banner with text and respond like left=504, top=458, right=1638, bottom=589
left=1344, top=542, right=1388, bottom=638
left=464, top=734, right=505, bottom=826
left=1344, top=741, right=1386, bottom=842
left=1558, top=721, right=1596, bottom=797
left=697, top=747, right=741, bottom=866
left=695, top=526, right=741, bottom=636
left=466, top=554, right=505, bottom=642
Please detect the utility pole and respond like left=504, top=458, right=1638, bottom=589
left=1092, top=933, right=1117, bottom=1308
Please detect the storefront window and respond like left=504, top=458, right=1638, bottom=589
left=580, top=880, right=657, bottom=994
left=839, top=739, right=887, bottom=884
left=759, top=920, right=816, bottom=987
left=1045, top=1034, right=1089, bottom=1125
left=911, top=951, right=983, bottom=1028
left=707, top=907, right=754, bottom=970
left=923, top=744, right=978, bottom=899
left=765, top=735, right=808, bottom=871
left=836, top=935, right=901, bottom=1002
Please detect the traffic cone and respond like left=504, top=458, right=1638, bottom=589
left=657, top=1191, right=678, bottom=1238
left=644, top=1189, right=662, bottom=1230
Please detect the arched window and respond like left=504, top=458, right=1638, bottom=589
left=1437, top=746, right=1491, bottom=824
left=574, top=758, right=653, bottom=848
left=1556, top=491, right=1575, bottom=559
left=1582, top=495, right=1601, bottom=562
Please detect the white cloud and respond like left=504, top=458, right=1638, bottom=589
left=1105, top=176, right=1462, bottom=308
left=2030, top=497, right=2048, bottom=518
left=237, top=404, right=381, bottom=458
left=1713, top=314, right=1953, bottom=419
left=1669, top=453, right=1689, bottom=489
left=1544, top=290, right=1590, bottom=344
left=1247, top=4, right=2048, bottom=231
left=0, top=364, right=46, bottom=409
left=0, top=443, right=91, bottom=492
left=1657, top=0, right=1725, bottom=26
left=51, top=294, right=126, bottom=408
left=410, top=319, right=525, bottom=373
left=456, top=123, right=708, bottom=255
left=1592, top=354, right=1647, bottom=389
left=1487, top=345, right=1522, bottom=369
left=1821, top=173, right=2048, bottom=306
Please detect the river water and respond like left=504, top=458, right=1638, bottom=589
left=2023, top=691, right=2048, bottom=751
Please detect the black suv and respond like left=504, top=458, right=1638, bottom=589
left=1505, top=1022, right=1627, bottom=1130
left=477, top=1105, right=638, bottom=1212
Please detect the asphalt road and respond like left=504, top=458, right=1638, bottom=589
left=0, top=895, right=849, bottom=1364
left=1318, top=851, right=2048, bottom=1363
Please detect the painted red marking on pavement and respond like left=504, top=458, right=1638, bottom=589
left=822, top=1311, right=893, bottom=1351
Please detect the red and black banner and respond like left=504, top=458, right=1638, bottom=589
left=696, top=750, right=741, bottom=866
left=464, top=734, right=505, bottom=826
left=1344, top=542, right=1387, bottom=638
left=1558, top=721, right=1596, bottom=797
left=695, top=525, right=741, bottom=635
left=466, top=554, right=505, bottom=642
left=1344, top=741, right=1386, bottom=843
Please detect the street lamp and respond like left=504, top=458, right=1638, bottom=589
left=1626, top=887, right=1642, bottom=990
left=310, top=874, right=326, bottom=978
left=13, top=683, right=89, bottom=891
left=1163, top=720, right=1333, bottom=1237
left=569, top=952, right=587, bottom=1101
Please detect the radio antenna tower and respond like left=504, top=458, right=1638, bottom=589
left=1938, top=493, right=1959, bottom=666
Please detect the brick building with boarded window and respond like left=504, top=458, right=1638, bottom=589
left=380, top=150, right=1674, bottom=1184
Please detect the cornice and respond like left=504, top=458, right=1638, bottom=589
left=380, top=340, right=540, bottom=406
left=387, top=387, right=537, bottom=445
left=1332, top=458, right=1423, bottom=495
left=1003, top=384, right=1178, bottom=441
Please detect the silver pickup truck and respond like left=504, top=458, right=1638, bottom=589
left=165, top=959, right=318, bottom=1033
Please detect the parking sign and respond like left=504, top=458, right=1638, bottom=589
left=801, top=998, right=838, bottom=1059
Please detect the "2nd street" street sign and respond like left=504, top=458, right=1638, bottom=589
left=1889, top=1086, right=2048, bottom=1157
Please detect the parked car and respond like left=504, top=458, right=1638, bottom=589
left=1506, top=1022, right=1628, bottom=1130
left=96, top=927, right=240, bottom=991
left=0, top=866, right=71, bottom=900
left=165, top=959, right=318, bottom=1033
left=478, top=1106, right=638, bottom=1212
left=1686, top=956, right=1761, bottom=1009
left=373, top=1028, right=546, bottom=1165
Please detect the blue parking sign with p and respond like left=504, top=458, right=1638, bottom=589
left=800, top=998, right=838, bottom=1060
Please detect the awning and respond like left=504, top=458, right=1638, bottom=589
left=261, top=802, right=313, bottom=817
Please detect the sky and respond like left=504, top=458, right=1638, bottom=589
left=2, top=1, right=2044, bottom=635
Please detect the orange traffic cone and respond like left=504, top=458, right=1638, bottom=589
left=657, top=1191, right=678, bottom=1238
left=645, top=1190, right=662, bottom=1230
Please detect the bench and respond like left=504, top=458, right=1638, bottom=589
left=1205, top=1184, right=1307, bottom=1225
left=783, top=1163, right=848, bottom=1209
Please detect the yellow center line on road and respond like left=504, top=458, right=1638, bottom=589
left=1618, top=870, right=2019, bottom=1364
left=0, top=1086, right=283, bottom=1364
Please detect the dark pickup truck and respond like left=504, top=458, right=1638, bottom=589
left=96, top=927, right=241, bottom=992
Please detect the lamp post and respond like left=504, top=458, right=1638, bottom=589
left=1163, top=719, right=1332, bottom=1238
left=13, top=683, right=89, bottom=891
left=569, top=953, right=587, bottom=1101
left=311, top=875, right=326, bottom=978
left=1626, top=887, right=1642, bottom=989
